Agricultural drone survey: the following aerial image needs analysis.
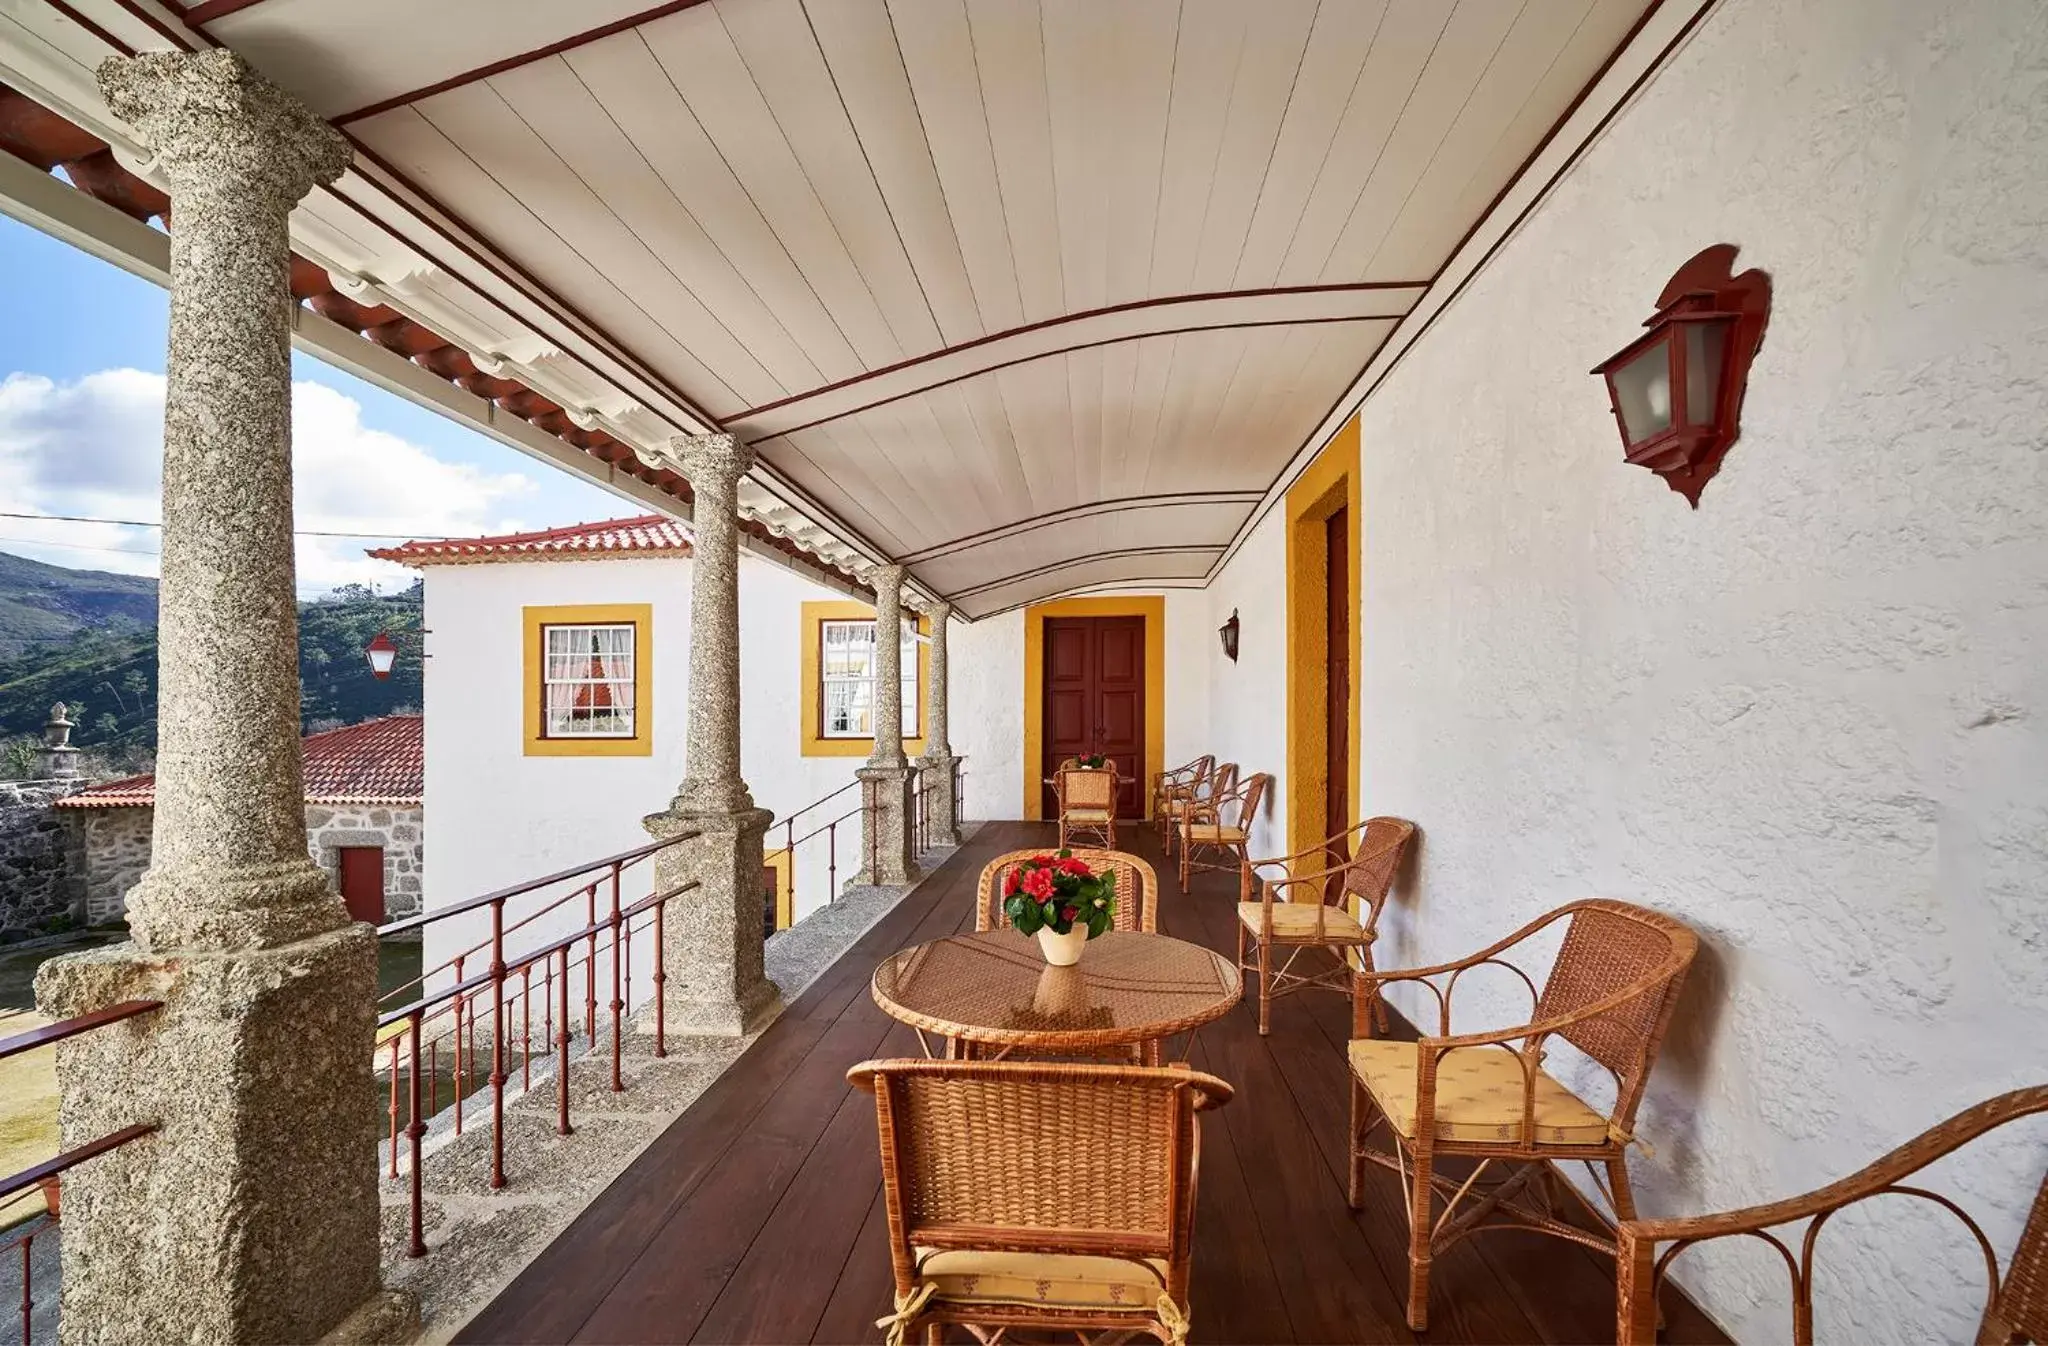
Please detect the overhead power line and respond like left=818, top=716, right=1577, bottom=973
left=0, top=509, right=450, bottom=541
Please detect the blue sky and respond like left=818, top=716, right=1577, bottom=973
left=0, top=210, right=629, bottom=593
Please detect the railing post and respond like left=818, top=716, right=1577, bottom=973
left=584, top=885, right=598, bottom=1044
left=652, top=896, right=667, bottom=1058
left=521, top=964, right=533, bottom=1091
left=609, top=863, right=625, bottom=1093
left=387, top=1037, right=400, bottom=1179
left=452, top=953, right=465, bottom=1136
left=406, top=1009, right=426, bottom=1259
left=488, top=900, right=507, bottom=1190
left=556, top=946, right=574, bottom=1137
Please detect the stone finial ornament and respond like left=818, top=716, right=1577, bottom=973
left=97, top=50, right=351, bottom=208
left=39, top=702, right=80, bottom=780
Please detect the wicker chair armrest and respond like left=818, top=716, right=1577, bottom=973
left=1418, top=954, right=1692, bottom=1055
left=1352, top=907, right=1579, bottom=985
left=1619, top=1085, right=2048, bottom=1244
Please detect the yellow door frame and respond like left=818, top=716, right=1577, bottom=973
left=1284, top=416, right=1363, bottom=858
left=1020, top=595, right=1167, bottom=820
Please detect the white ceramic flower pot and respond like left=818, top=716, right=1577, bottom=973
left=1036, top=925, right=1088, bottom=967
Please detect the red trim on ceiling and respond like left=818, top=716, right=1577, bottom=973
left=331, top=138, right=727, bottom=432
left=750, top=312, right=1396, bottom=446
left=333, top=0, right=718, bottom=126
left=0, top=78, right=867, bottom=592
left=38, top=0, right=138, bottom=56
left=1219, top=0, right=1716, bottom=583
left=1423, top=0, right=1672, bottom=292
left=900, top=492, right=1264, bottom=566
left=731, top=279, right=1423, bottom=423
left=102, top=0, right=211, bottom=49
left=184, top=0, right=274, bottom=24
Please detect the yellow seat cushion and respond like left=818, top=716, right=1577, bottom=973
left=1237, top=900, right=1367, bottom=942
left=1348, top=1039, right=1611, bottom=1146
left=914, top=1248, right=1167, bottom=1311
left=1063, top=807, right=1113, bottom=823
left=1182, top=824, right=1245, bottom=844
left=1160, top=798, right=1197, bottom=815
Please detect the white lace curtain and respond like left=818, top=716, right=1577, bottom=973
left=543, top=623, right=636, bottom=737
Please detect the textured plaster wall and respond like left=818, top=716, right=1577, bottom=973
left=1335, top=0, right=2048, bottom=1339
left=1201, top=512, right=1288, bottom=858
left=950, top=610, right=1024, bottom=823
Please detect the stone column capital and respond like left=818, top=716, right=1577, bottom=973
left=671, top=432, right=754, bottom=491
left=98, top=51, right=349, bottom=209
left=915, top=597, right=953, bottom=624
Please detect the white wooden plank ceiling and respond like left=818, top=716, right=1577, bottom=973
left=17, top=0, right=1663, bottom=618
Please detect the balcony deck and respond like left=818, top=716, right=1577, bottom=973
left=458, top=821, right=1725, bottom=1345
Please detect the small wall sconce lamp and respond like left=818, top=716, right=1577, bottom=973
left=1591, top=244, right=1771, bottom=507
left=1218, top=610, right=1240, bottom=663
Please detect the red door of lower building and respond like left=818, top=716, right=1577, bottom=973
left=338, top=846, right=385, bottom=924
left=1041, top=616, right=1146, bottom=819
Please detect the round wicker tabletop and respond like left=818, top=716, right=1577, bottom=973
left=871, top=929, right=1242, bottom=1052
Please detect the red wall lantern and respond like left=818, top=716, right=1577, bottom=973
left=364, top=631, right=398, bottom=680
left=1591, top=244, right=1771, bottom=507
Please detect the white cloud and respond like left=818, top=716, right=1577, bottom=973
left=0, top=369, right=549, bottom=593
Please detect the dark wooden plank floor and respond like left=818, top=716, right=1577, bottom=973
left=460, top=822, right=1727, bottom=1345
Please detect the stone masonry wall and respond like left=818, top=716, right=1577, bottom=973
left=0, top=780, right=91, bottom=936
left=77, top=808, right=152, bottom=926
left=306, top=804, right=423, bottom=921
left=79, top=803, right=424, bottom=926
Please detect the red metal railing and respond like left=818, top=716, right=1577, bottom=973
left=373, top=833, right=697, bottom=1259
left=0, top=1000, right=162, bottom=1346
left=765, top=778, right=870, bottom=923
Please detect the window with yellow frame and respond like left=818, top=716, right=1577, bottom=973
left=799, top=600, right=928, bottom=758
left=523, top=604, right=654, bottom=757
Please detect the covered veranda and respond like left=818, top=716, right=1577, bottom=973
left=0, top=0, right=2043, bottom=1344
left=453, top=821, right=1725, bottom=1346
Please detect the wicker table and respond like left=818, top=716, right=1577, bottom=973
left=871, top=929, right=1241, bottom=1062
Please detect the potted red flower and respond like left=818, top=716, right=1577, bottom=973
left=1002, top=851, right=1116, bottom=965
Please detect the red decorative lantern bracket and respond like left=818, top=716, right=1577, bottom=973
left=1591, top=244, right=1771, bottom=507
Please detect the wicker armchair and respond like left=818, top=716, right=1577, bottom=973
left=975, top=847, right=1158, bottom=934
left=1239, top=817, right=1414, bottom=1036
left=1347, top=899, right=1698, bottom=1331
left=1152, top=755, right=1215, bottom=853
left=1177, top=771, right=1270, bottom=898
left=1048, top=761, right=1120, bottom=850
left=1616, top=1085, right=2048, bottom=1345
left=847, top=1058, right=1233, bottom=1346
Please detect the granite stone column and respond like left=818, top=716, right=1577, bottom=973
left=34, top=50, right=411, bottom=1346
left=915, top=600, right=963, bottom=848
left=856, top=565, right=920, bottom=885
left=643, top=433, right=781, bottom=1035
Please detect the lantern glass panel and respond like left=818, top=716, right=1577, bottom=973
left=1683, top=317, right=1730, bottom=426
left=1609, top=338, right=1674, bottom=445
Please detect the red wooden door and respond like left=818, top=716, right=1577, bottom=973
left=338, top=846, right=385, bottom=924
left=1041, top=616, right=1146, bottom=819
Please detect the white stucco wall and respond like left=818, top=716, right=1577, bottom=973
left=419, top=551, right=873, bottom=1000
left=950, top=609, right=1024, bottom=825
left=1201, top=515, right=1288, bottom=858
left=1318, top=0, right=2047, bottom=1339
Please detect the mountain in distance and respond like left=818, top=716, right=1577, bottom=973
left=0, top=550, right=158, bottom=660
left=0, top=549, right=423, bottom=771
